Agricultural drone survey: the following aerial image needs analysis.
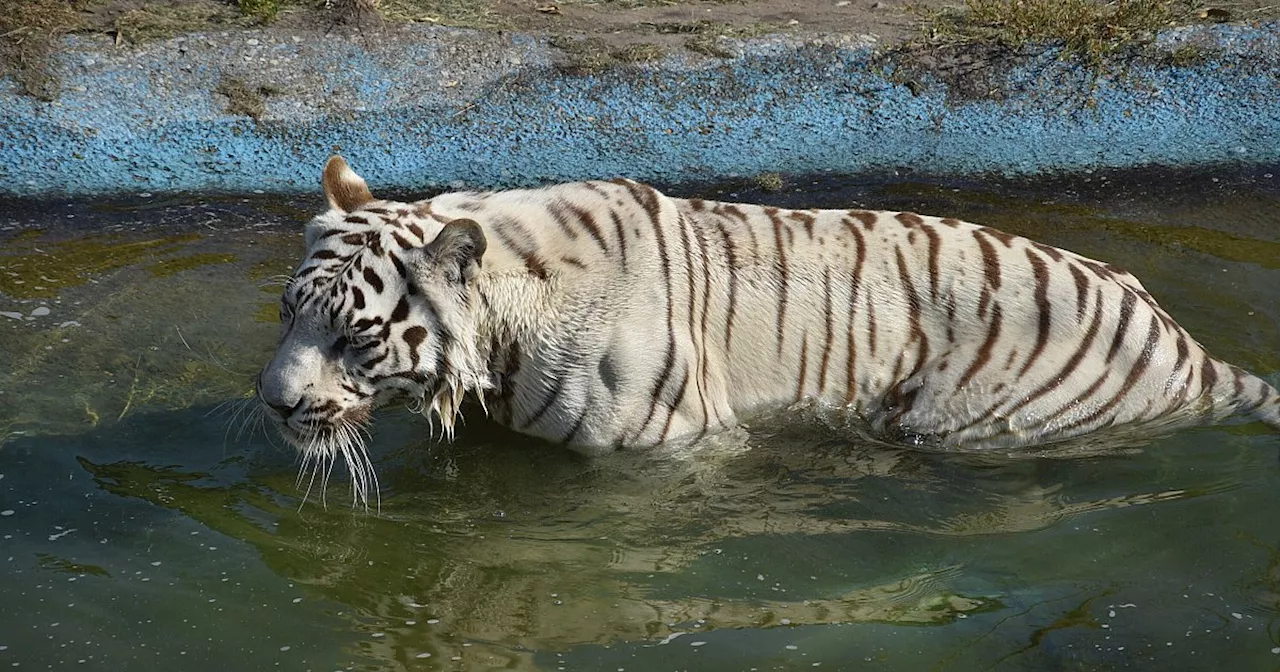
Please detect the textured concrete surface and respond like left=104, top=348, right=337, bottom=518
left=2, top=24, right=1279, bottom=197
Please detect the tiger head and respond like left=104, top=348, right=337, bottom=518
left=256, top=157, right=492, bottom=500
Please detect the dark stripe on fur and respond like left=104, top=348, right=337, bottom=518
left=713, top=220, right=741, bottom=350
left=617, top=181, right=678, bottom=443
left=1105, top=290, right=1137, bottom=363
left=1068, top=264, right=1090, bottom=322
left=1058, top=314, right=1162, bottom=434
left=769, top=209, right=791, bottom=354
left=610, top=211, right=629, bottom=272
left=958, top=304, right=1003, bottom=389
left=1001, top=291, right=1106, bottom=419
left=1017, top=248, right=1052, bottom=377
left=818, top=267, right=835, bottom=395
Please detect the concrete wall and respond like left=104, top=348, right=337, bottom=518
left=2, top=24, right=1278, bottom=197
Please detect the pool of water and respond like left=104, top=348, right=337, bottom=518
left=2, top=170, right=1278, bottom=671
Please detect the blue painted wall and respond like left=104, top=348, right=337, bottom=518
left=2, top=25, right=1278, bottom=196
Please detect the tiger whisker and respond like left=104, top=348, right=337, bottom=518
left=206, top=396, right=241, bottom=419
left=258, top=274, right=295, bottom=289
left=229, top=399, right=261, bottom=443
left=338, top=433, right=361, bottom=510
left=320, top=449, right=335, bottom=510
left=298, top=433, right=325, bottom=512
left=296, top=444, right=314, bottom=490
left=200, top=346, right=255, bottom=378
left=237, top=403, right=265, bottom=443
left=351, top=429, right=374, bottom=512
left=213, top=398, right=245, bottom=447
left=350, top=423, right=381, bottom=514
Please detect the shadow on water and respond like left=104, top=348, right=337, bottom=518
left=2, top=168, right=1280, bottom=670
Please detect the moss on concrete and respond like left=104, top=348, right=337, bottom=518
left=216, top=76, right=283, bottom=121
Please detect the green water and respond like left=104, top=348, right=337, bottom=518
left=1, top=172, right=1278, bottom=671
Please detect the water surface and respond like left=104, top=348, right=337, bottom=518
left=1, top=171, right=1278, bottom=670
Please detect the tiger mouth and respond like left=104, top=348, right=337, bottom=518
left=267, top=406, right=374, bottom=450
left=274, top=421, right=334, bottom=447
left=267, top=407, right=380, bottom=509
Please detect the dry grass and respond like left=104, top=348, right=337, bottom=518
left=913, top=0, right=1199, bottom=64
left=378, top=0, right=508, bottom=29
left=114, top=4, right=243, bottom=43
left=238, top=0, right=285, bottom=22
left=646, top=19, right=788, bottom=57
left=611, top=42, right=664, bottom=62
left=0, top=0, right=87, bottom=100
left=549, top=35, right=614, bottom=72
left=322, top=0, right=384, bottom=26
left=549, top=36, right=672, bottom=72
left=216, top=76, right=283, bottom=120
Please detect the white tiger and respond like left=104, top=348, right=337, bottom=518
left=256, top=157, right=1279, bottom=496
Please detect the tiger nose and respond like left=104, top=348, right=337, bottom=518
left=257, top=371, right=303, bottom=419
left=267, top=398, right=304, bottom=419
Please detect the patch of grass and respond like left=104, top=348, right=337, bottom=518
left=912, top=0, right=1196, bottom=65
left=238, top=0, right=284, bottom=22
left=646, top=20, right=787, bottom=58
left=649, top=19, right=785, bottom=38
left=1162, top=43, right=1206, bottom=66
left=320, top=0, right=381, bottom=26
left=685, top=34, right=734, bottom=57
left=611, top=42, right=664, bottom=63
left=114, top=4, right=243, bottom=43
left=549, top=36, right=613, bottom=73
left=216, top=76, right=282, bottom=121
left=0, top=0, right=87, bottom=100
left=379, top=0, right=508, bottom=29
left=550, top=36, right=671, bottom=72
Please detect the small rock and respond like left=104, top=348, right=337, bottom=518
left=247, top=38, right=259, bottom=46
left=30, top=307, right=50, bottom=317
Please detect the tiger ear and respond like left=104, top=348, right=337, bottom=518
left=322, top=155, right=374, bottom=213
left=418, top=219, right=487, bottom=286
